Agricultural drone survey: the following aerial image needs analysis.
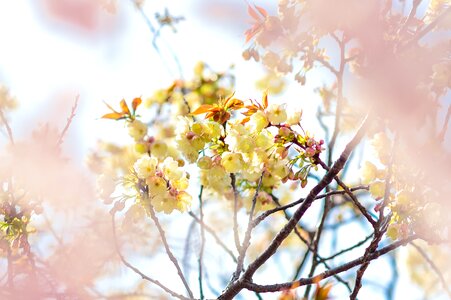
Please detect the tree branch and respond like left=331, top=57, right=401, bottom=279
left=148, top=203, right=194, bottom=299
left=253, top=186, right=369, bottom=227
left=217, top=115, right=370, bottom=299
left=198, top=185, right=205, bottom=300
left=56, top=95, right=79, bottom=147
left=320, top=233, right=374, bottom=262
left=399, top=5, right=451, bottom=51
left=230, top=173, right=241, bottom=254
left=0, top=108, right=14, bottom=145
left=111, top=214, right=190, bottom=300
left=232, top=174, right=263, bottom=281
left=188, top=211, right=238, bottom=263
left=243, top=235, right=418, bottom=293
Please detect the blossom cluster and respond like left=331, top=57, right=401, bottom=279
left=134, top=156, right=191, bottom=213
left=98, top=65, right=324, bottom=216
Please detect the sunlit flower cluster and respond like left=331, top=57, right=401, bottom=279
left=99, top=64, right=324, bottom=218
left=133, top=156, right=191, bottom=214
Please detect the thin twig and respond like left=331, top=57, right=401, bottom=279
left=320, top=233, right=373, bottom=262
left=56, top=95, right=79, bottom=147
left=130, top=0, right=185, bottom=80
left=217, top=116, right=370, bottom=299
left=332, top=173, right=376, bottom=227
left=317, top=159, right=377, bottom=227
left=0, top=108, right=14, bottom=145
left=111, top=214, right=190, bottom=300
left=349, top=134, right=396, bottom=299
left=315, top=55, right=338, bottom=76
left=230, top=174, right=241, bottom=253
left=398, top=0, right=422, bottom=37
left=198, top=185, right=205, bottom=300
left=399, top=6, right=451, bottom=51
left=349, top=220, right=388, bottom=299
left=326, top=31, right=346, bottom=166
left=270, top=196, right=352, bottom=292
left=148, top=203, right=194, bottom=299
left=323, top=214, right=360, bottom=230
left=188, top=212, right=238, bottom=263
left=303, top=193, right=332, bottom=299
left=253, top=186, right=369, bottom=227
left=182, top=219, right=196, bottom=281
left=243, top=235, right=418, bottom=293
left=438, top=104, right=451, bottom=142
left=232, top=175, right=263, bottom=281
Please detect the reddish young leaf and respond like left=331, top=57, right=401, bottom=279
left=205, top=111, right=216, bottom=119
left=120, top=99, right=130, bottom=115
left=314, top=282, right=333, bottom=300
left=262, top=90, right=269, bottom=108
left=225, top=98, right=244, bottom=110
left=191, top=104, right=214, bottom=115
left=254, top=5, right=268, bottom=18
left=103, top=101, right=120, bottom=114
left=240, top=116, right=251, bottom=124
left=101, top=112, right=126, bottom=120
left=131, top=97, right=142, bottom=113
left=247, top=4, right=262, bottom=21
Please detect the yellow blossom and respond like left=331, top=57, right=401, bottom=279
left=147, top=176, right=168, bottom=196
left=266, top=104, right=287, bottom=124
left=286, top=110, right=302, bottom=126
left=134, top=156, right=158, bottom=179
left=197, top=156, right=213, bottom=169
left=221, top=152, right=245, bottom=173
left=150, top=141, right=168, bottom=158
left=360, top=161, right=377, bottom=184
left=162, top=157, right=183, bottom=181
left=127, top=120, right=148, bottom=141
left=172, top=177, right=189, bottom=191
left=369, top=181, right=385, bottom=199
left=248, top=110, right=269, bottom=132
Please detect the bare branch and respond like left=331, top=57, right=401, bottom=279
left=350, top=134, right=395, bottom=299
left=269, top=196, right=352, bottom=292
left=438, top=104, right=451, bottom=143
left=217, top=115, right=370, bottom=299
left=56, top=95, right=79, bottom=147
left=198, top=185, right=205, bottom=300
left=318, top=159, right=377, bottom=227
left=0, top=108, right=14, bottom=145
left=232, top=174, right=263, bottom=281
left=230, top=173, right=241, bottom=254
left=111, top=214, right=190, bottom=300
left=148, top=203, right=194, bottom=299
left=327, top=31, right=347, bottom=166
left=320, top=233, right=373, bottom=262
left=398, top=0, right=422, bottom=37
left=188, top=211, right=238, bottom=263
left=253, top=186, right=369, bottom=227
left=244, top=235, right=418, bottom=293
left=315, top=56, right=338, bottom=76
left=399, top=5, right=451, bottom=51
